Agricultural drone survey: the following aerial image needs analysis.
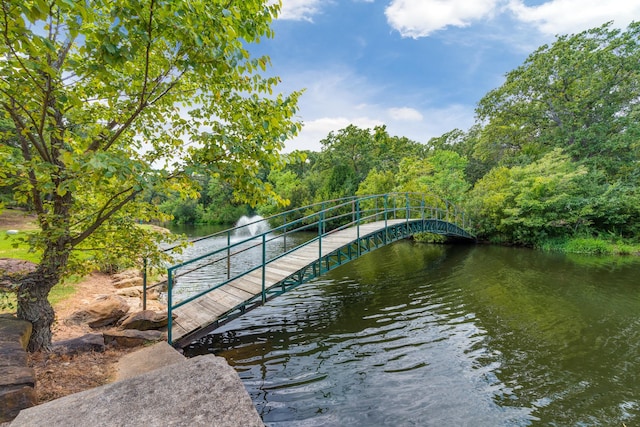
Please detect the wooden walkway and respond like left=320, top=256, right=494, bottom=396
left=171, top=219, right=408, bottom=345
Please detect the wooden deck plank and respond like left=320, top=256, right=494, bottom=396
left=208, top=288, right=245, bottom=309
left=196, top=295, right=232, bottom=316
left=229, top=278, right=262, bottom=294
left=223, top=283, right=257, bottom=300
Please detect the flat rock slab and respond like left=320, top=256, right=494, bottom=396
left=52, top=334, right=105, bottom=355
left=115, top=341, right=185, bottom=381
left=103, top=329, right=164, bottom=347
left=0, top=316, right=32, bottom=349
left=0, top=316, right=34, bottom=423
left=11, top=354, right=265, bottom=427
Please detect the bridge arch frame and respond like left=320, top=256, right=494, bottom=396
left=165, top=193, right=475, bottom=346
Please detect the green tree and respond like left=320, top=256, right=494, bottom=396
left=427, top=126, right=492, bottom=184
left=258, top=169, right=311, bottom=217
left=356, top=169, right=396, bottom=196
left=466, top=149, right=592, bottom=244
left=475, top=22, right=640, bottom=179
left=0, top=0, right=301, bottom=351
left=395, top=151, right=469, bottom=206
left=313, top=125, right=426, bottom=201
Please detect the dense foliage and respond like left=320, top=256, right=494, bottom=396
left=141, top=22, right=640, bottom=254
left=470, top=22, right=640, bottom=244
left=249, top=22, right=638, bottom=249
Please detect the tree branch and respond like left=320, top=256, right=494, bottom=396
left=141, top=0, right=155, bottom=107
left=3, top=101, right=53, bottom=163
left=70, top=187, right=144, bottom=247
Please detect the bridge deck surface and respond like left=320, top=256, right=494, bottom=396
left=171, top=219, right=407, bottom=343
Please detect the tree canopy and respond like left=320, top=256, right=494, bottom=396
left=0, top=0, right=301, bottom=351
left=475, top=22, right=640, bottom=181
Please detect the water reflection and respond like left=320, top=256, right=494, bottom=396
left=185, top=243, right=640, bottom=426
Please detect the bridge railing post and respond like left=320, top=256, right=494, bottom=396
left=384, top=195, right=388, bottom=225
left=226, top=231, right=231, bottom=280
left=318, top=204, right=324, bottom=267
left=356, top=200, right=361, bottom=257
left=261, top=233, right=266, bottom=303
left=405, top=193, right=410, bottom=223
left=393, top=197, right=397, bottom=219
left=142, top=257, right=147, bottom=311
left=375, top=198, right=379, bottom=221
left=283, top=213, right=287, bottom=252
left=167, top=268, right=174, bottom=344
left=352, top=200, right=356, bottom=224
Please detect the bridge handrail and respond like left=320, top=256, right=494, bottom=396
left=165, top=193, right=469, bottom=290
left=166, top=194, right=462, bottom=271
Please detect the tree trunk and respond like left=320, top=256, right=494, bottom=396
left=17, top=240, right=69, bottom=352
left=17, top=269, right=58, bottom=352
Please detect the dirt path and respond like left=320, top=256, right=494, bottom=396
left=29, top=272, right=149, bottom=403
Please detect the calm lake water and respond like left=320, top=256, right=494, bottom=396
left=184, top=240, right=640, bottom=426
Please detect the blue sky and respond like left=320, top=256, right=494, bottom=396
left=252, top=0, right=640, bottom=152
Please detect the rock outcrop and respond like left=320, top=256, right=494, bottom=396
left=0, top=315, right=36, bottom=423
left=65, top=295, right=130, bottom=328
left=11, top=350, right=265, bottom=427
left=51, top=334, right=106, bottom=355
left=118, top=309, right=169, bottom=330
left=103, top=329, right=165, bottom=347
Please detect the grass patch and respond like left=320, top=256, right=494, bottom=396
left=48, top=281, right=78, bottom=306
left=1, top=281, right=79, bottom=314
left=538, top=236, right=640, bottom=255
left=0, top=232, right=41, bottom=263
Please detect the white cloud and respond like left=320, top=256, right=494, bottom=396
left=290, top=116, right=384, bottom=152
left=276, top=68, right=475, bottom=152
left=385, top=0, right=499, bottom=38
left=388, top=107, right=424, bottom=121
left=278, top=0, right=327, bottom=21
left=508, top=0, right=640, bottom=35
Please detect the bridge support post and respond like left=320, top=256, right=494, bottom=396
left=283, top=213, right=287, bottom=252
left=261, top=234, right=266, bottom=303
left=167, top=268, right=174, bottom=344
left=318, top=204, right=324, bottom=272
left=356, top=200, right=361, bottom=257
left=142, top=258, right=147, bottom=311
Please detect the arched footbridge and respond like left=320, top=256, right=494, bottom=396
left=164, top=193, right=475, bottom=347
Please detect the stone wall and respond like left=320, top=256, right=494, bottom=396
left=0, top=315, right=36, bottom=423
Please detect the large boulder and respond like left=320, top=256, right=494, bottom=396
left=0, top=259, right=37, bottom=290
left=0, top=385, right=37, bottom=423
left=114, top=286, right=144, bottom=298
left=65, top=295, right=130, bottom=328
left=118, top=310, right=169, bottom=331
left=115, top=341, right=185, bottom=381
left=112, top=277, right=143, bottom=289
left=52, top=334, right=106, bottom=355
left=11, top=354, right=265, bottom=427
left=103, top=329, right=164, bottom=348
left=0, top=314, right=32, bottom=349
left=111, top=269, right=143, bottom=289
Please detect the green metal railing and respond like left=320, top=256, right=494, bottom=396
left=164, top=192, right=474, bottom=344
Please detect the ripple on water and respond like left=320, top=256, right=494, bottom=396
left=188, top=244, right=640, bottom=426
